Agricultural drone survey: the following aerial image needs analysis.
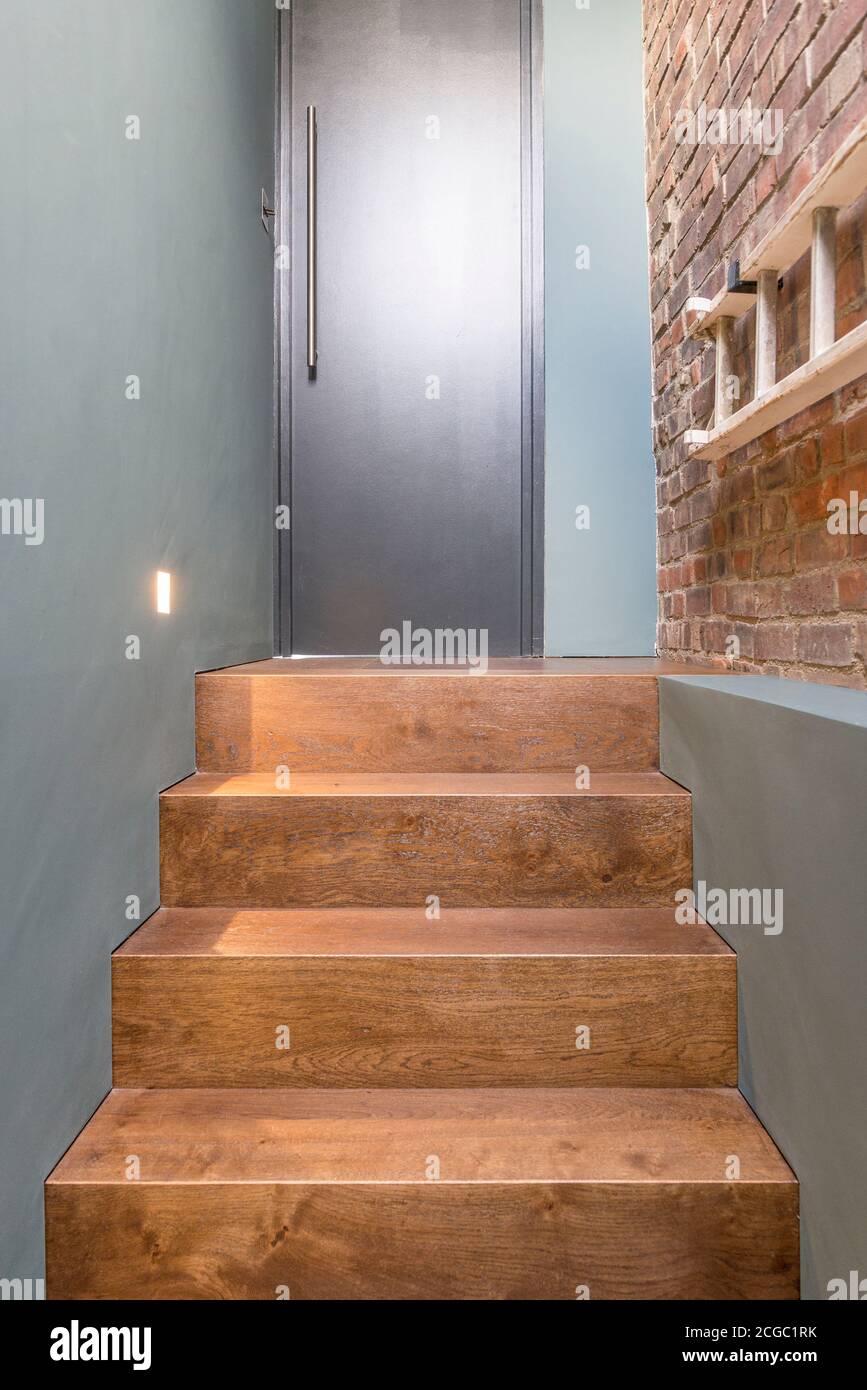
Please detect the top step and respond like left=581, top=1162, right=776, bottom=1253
left=196, top=658, right=721, bottom=774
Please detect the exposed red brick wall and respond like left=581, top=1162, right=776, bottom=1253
left=644, top=0, right=867, bottom=687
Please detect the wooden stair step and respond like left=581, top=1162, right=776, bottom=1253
left=112, top=906, right=736, bottom=1089
left=195, top=657, right=682, bottom=773
left=159, top=771, right=692, bottom=909
left=45, top=1087, right=799, bottom=1300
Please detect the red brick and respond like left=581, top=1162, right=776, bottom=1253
left=756, top=536, right=794, bottom=575
left=844, top=414, right=867, bottom=458
left=785, top=571, right=838, bottom=615
left=797, top=623, right=855, bottom=667
left=827, top=35, right=862, bottom=114
left=727, top=582, right=758, bottom=618
left=686, top=555, right=709, bottom=584
left=757, top=450, right=795, bottom=491
left=794, top=438, right=820, bottom=479
left=762, top=496, right=788, bottom=531
left=807, top=0, right=866, bottom=82
left=689, top=488, right=718, bottom=523
left=729, top=622, right=756, bottom=660
left=840, top=461, right=867, bottom=497
left=837, top=568, right=867, bottom=609
left=646, top=0, right=867, bottom=689
left=719, top=466, right=755, bottom=508
left=775, top=393, right=835, bottom=444
left=837, top=246, right=865, bottom=311
left=729, top=505, right=762, bottom=541
left=755, top=581, right=786, bottom=619
left=789, top=475, right=841, bottom=526
left=821, top=424, right=846, bottom=467
left=794, top=526, right=851, bottom=569
left=754, top=624, right=798, bottom=662
left=686, top=585, right=712, bottom=616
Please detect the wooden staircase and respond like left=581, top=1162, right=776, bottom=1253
left=45, top=658, right=799, bottom=1300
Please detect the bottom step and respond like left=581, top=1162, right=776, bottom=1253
left=46, top=1088, right=799, bottom=1300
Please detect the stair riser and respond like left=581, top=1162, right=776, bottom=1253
left=195, top=673, right=660, bottom=773
left=46, top=1182, right=798, bottom=1300
left=160, top=794, right=692, bottom=908
left=112, top=955, right=737, bottom=1088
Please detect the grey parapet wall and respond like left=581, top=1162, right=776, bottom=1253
left=659, top=674, right=867, bottom=1302
left=0, top=0, right=276, bottom=1286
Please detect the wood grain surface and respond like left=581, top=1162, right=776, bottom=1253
left=46, top=658, right=798, bottom=1302
left=112, top=907, right=736, bottom=1088
left=159, top=773, right=692, bottom=908
left=45, top=1088, right=797, bottom=1300
left=195, top=669, right=662, bottom=772
left=45, top=1180, right=798, bottom=1300
left=115, top=904, right=732, bottom=957
left=48, top=1086, right=794, bottom=1183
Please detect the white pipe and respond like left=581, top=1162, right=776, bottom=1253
left=755, top=269, right=778, bottom=397
left=810, top=206, right=837, bottom=358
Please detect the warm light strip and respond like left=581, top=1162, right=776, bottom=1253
left=156, top=571, right=172, bottom=614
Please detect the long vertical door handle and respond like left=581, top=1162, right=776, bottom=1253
left=307, top=105, right=318, bottom=378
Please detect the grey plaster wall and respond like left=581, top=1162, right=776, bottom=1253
left=660, top=675, right=867, bottom=1300
left=0, top=0, right=276, bottom=1282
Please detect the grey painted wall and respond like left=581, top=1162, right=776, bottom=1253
left=660, top=675, right=867, bottom=1301
left=0, top=1, right=275, bottom=1282
left=543, top=0, right=656, bottom=655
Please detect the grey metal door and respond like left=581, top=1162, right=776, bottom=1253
left=277, top=0, right=542, bottom=655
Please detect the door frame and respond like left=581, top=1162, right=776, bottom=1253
left=273, top=0, right=544, bottom=657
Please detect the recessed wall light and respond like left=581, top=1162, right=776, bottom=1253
left=156, top=571, right=172, bottom=615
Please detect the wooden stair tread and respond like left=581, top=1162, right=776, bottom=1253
left=113, top=908, right=736, bottom=1089
left=196, top=663, right=669, bottom=773
left=47, top=648, right=798, bottom=1299
left=48, top=1087, right=794, bottom=1186
left=207, top=658, right=727, bottom=677
left=116, top=906, right=731, bottom=958
left=159, top=771, right=691, bottom=908
left=163, top=770, right=689, bottom=798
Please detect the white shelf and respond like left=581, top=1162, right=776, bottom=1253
left=687, top=287, right=758, bottom=338
left=743, top=118, right=867, bottom=278
left=686, top=118, right=867, bottom=341
left=688, top=319, right=867, bottom=461
left=684, top=116, right=867, bottom=458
